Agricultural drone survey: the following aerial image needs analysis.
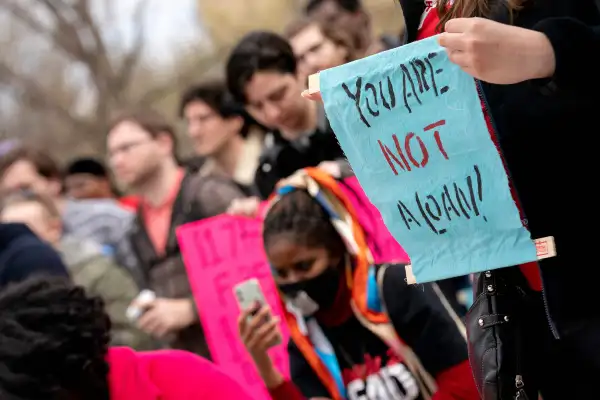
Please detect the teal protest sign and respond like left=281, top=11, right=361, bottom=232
left=320, top=36, right=537, bottom=283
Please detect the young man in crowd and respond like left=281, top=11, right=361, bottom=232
left=106, top=109, right=246, bottom=358
left=0, top=147, right=138, bottom=279
left=0, top=191, right=152, bottom=350
left=65, top=157, right=140, bottom=211
left=179, top=81, right=263, bottom=196
left=284, top=17, right=356, bottom=86
left=226, top=30, right=352, bottom=204
left=305, top=0, right=402, bottom=56
left=64, top=158, right=114, bottom=200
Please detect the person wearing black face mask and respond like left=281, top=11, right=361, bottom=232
left=278, top=256, right=345, bottom=317
left=237, top=168, right=479, bottom=400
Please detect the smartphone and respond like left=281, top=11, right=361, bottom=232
left=233, top=279, right=281, bottom=347
left=233, top=278, right=267, bottom=314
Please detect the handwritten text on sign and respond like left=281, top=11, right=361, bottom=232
left=177, top=216, right=290, bottom=400
left=320, top=36, right=537, bottom=283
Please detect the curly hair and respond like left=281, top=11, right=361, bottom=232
left=0, top=277, right=111, bottom=400
left=263, top=189, right=345, bottom=256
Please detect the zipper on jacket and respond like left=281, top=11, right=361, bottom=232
left=514, top=375, right=529, bottom=400
left=474, top=79, right=559, bottom=340
left=539, top=274, right=559, bottom=339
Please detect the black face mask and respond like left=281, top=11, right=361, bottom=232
left=279, top=266, right=342, bottom=312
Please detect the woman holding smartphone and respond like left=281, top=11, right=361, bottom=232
left=239, top=168, right=478, bottom=400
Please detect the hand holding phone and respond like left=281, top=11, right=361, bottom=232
left=234, top=279, right=268, bottom=317
left=235, top=279, right=282, bottom=355
left=126, top=289, right=156, bottom=322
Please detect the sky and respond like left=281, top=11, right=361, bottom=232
left=106, top=0, right=206, bottom=65
left=0, top=0, right=207, bottom=121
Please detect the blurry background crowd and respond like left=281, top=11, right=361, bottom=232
left=0, top=0, right=403, bottom=158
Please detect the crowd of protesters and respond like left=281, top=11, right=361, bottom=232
left=0, top=0, right=598, bottom=399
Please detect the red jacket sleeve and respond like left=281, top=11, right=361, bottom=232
left=137, top=350, right=257, bottom=399
left=269, top=380, right=307, bottom=400
left=432, top=360, right=480, bottom=400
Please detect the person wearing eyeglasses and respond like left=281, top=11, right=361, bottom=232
left=0, top=146, right=138, bottom=280
left=106, top=108, right=247, bottom=358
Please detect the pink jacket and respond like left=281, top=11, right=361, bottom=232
left=108, top=347, right=255, bottom=399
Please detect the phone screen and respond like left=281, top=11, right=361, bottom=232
left=234, top=279, right=270, bottom=323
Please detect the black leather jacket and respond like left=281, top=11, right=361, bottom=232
left=254, top=104, right=351, bottom=199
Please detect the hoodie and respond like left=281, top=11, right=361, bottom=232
left=107, top=347, right=255, bottom=400
left=0, top=223, right=69, bottom=287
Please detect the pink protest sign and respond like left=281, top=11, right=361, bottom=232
left=177, top=215, right=290, bottom=399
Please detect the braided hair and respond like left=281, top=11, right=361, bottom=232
left=263, top=189, right=345, bottom=256
left=0, top=277, right=111, bottom=400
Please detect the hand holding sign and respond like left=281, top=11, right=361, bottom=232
left=317, top=36, right=548, bottom=283
left=438, top=18, right=555, bottom=84
left=303, top=20, right=555, bottom=98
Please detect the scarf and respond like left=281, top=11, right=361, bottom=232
left=265, top=167, right=389, bottom=400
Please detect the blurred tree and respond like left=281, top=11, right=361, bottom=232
left=363, top=0, right=404, bottom=37
left=197, top=0, right=404, bottom=48
left=0, top=0, right=404, bottom=159
left=0, top=0, right=222, bottom=157
left=198, top=0, right=302, bottom=46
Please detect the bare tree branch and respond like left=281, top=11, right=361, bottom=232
left=113, top=0, right=148, bottom=98
left=3, top=0, right=100, bottom=81
left=1, top=0, right=235, bottom=155
left=137, top=46, right=229, bottom=107
left=1, top=1, right=54, bottom=40
left=42, top=1, right=90, bottom=59
left=0, top=62, right=92, bottom=132
left=71, top=0, right=114, bottom=79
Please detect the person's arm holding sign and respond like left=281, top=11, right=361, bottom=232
left=438, top=16, right=599, bottom=92
left=301, top=26, right=549, bottom=102
left=437, top=18, right=556, bottom=84
left=303, top=17, right=599, bottom=99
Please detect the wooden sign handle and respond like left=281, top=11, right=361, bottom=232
left=307, top=73, right=321, bottom=96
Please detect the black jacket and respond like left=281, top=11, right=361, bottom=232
left=481, top=2, right=600, bottom=330
left=128, top=162, right=246, bottom=357
left=0, top=223, right=69, bottom=287
left=254, top=105, right=349, bottom=199
left=288, top=263, right=468, bottom=398
left=398, top=0, right=600, bottom=337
